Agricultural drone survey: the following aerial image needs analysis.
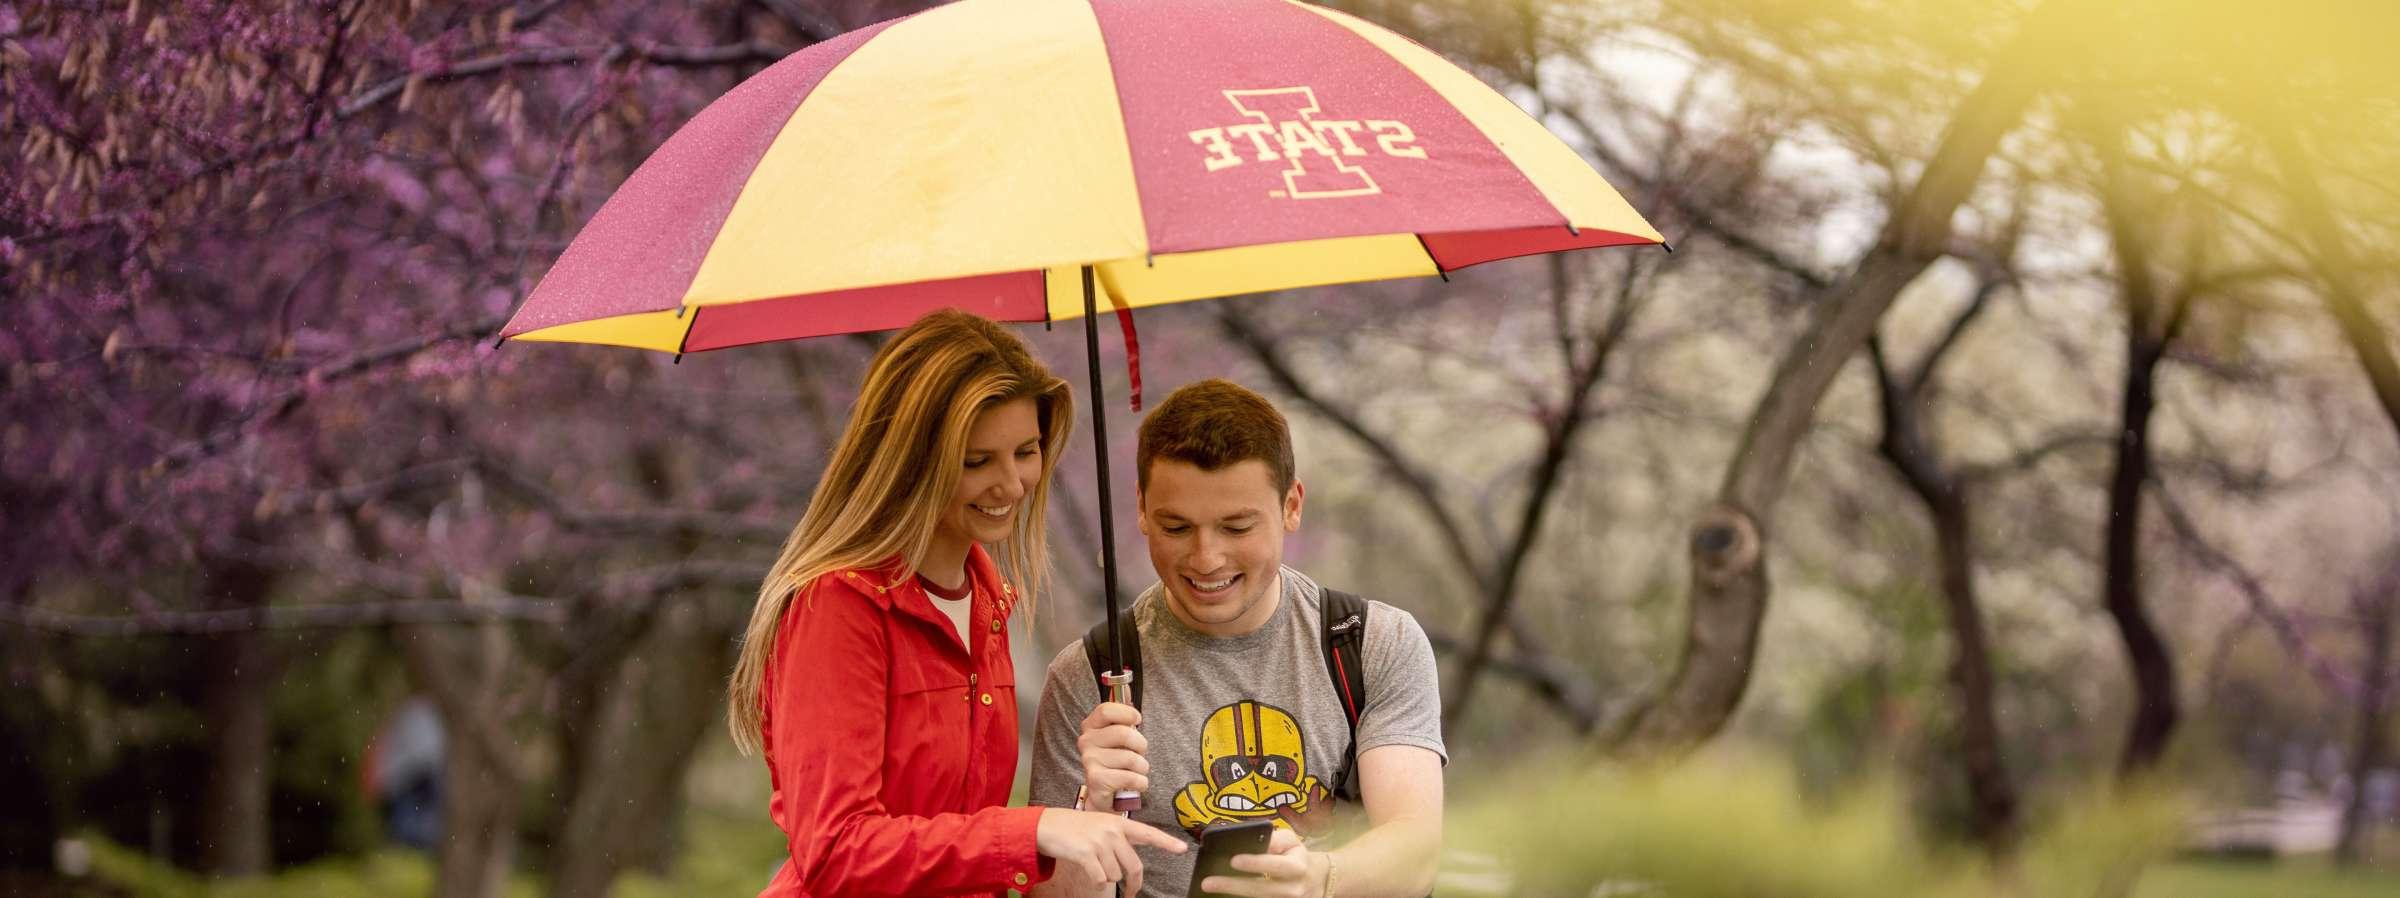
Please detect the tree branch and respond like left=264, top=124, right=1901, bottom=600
left=1546, top=98, right=1835, bottom=292
left=0, top=598, right=567, bottom=636
left=1908, top=275, right=2007, bottom=397
left=1954, top=430, right=2117, bottom=484
left=1423, top=627, right=1603, bottom=732
left=752, top=0, right=847, bottom=44
left=339, top=40, right=784, bottom=119
left=473, top=456, right=789, bottom=543
left=2153, top=483, right=2360, bottom=700
left=2261, top=117, right=2400, bottom=450
left=1218, top=305, right=1487, bottom=585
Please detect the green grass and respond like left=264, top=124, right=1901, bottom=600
left=58, top=809, right=782, bottom=898
left=73, top=837, right=529, bottom=898
left=2133, top=858, right=2400, bottom=898
left=614, top=807, right=789, bottom=898
left=42, top=767, right=2400, bottom=898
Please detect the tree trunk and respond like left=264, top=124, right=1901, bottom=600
left=399, top=623, right=526, bottom=898
left=2336, top=584, right=2395, bottom=866
left=433, top=722, right=521, bottom=898
left=2101, top=331, right=2179, bottom=775
left=548, top=602, right=734, bottom=898
left=1612, top=4, right=2062, bottom=755
left=1871, top=336, right=2020, bottom=857
left=547, top=438, right=731, bottom=898
left=1930, top=498, right=2019, bottom=855
left=196, top=554, right=281, bottom=876
left=2095, top=132, right=2183, bottom=776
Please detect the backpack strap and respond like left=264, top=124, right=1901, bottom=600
left=1083, top=613, right=1143, bottom=710
left=1318, top=588, right=1370, bottom=803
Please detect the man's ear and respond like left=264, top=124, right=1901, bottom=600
left=1134, top=488, right=1151, bottom=536
left=1282, top=479, right=1305, bottom=532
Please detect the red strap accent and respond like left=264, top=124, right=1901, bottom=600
left=1105, top=284, right=1143, bottom=411
left=1332, top=647, right=1359, bottom=720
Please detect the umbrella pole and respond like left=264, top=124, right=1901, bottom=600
left=1079, top=265, right=1124, bottom=670
left=1080, top=266, right=1143, bottom=820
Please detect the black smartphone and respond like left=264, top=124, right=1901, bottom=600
left=1186, top=820, right=1277, bottom=898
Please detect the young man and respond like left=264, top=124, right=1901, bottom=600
left=1029, top=379, right=1446, bottom=898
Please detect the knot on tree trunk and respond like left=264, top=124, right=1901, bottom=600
left=1691, top=504, right=1760, bottom=587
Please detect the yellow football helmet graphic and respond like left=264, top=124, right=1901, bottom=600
left=1173, top=700, right=1332, bottom=835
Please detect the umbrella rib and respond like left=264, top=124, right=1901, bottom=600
left=1413, top=234, right=1451, bottom=283
left=674, top=305, right=697, bottom=363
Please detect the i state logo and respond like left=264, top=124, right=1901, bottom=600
left=1185, top=87, right=1427, bottom=200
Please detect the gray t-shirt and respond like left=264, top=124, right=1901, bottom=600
left=1029, top=567, right=1446, bottom=898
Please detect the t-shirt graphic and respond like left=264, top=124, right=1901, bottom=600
left=1173, top=699, right=1335, bottom=838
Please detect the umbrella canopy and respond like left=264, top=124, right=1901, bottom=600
left=497, top=0, right=1667, bottom=737
left=497, top=0, right=1662, bottom=353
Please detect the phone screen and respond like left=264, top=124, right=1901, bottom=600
left=1186, top=820, right=1276, bottom=898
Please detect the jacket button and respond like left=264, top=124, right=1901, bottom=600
left=980, top=693, right=993, bottom=706
left=1013, top=872, right=1029, bottom=886
left=990, top=619, right=1002, bottom=633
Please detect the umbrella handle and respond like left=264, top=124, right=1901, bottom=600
left=1100, top=669, right=1143, bottom=812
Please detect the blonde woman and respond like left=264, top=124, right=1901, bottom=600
left=728, top=309, right=1182, bottom=898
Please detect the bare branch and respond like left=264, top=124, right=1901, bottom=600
left=338, top=41, right=784, bottom=119
left=1907, top=274, right=2008, bottom=397
left=2153, top=484, right=2361, bottom=700
left=1545, top=98, right=1835, bottom=291
left=753, top=0, right=847, bottom=43
left=0, top=599, right=567, bottom=636
left=1423, top=627, right=1603, bottom=732
left=473, top=457, right=788, bottom=543
left=19, top=38, right=786, bottom=250
left=146, top=313, right=508, bottom=475
left=2261, top=116, right=2400, bottom=449
left=1218, top=305, right=1488, bottom=586
left=1956, top=429, right=2116, bottom=483
left=1450, top=254, right=1650, bottom=722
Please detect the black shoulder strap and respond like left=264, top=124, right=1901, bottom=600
left=1083, top=614, right=1142, bottom=710
left=1319, top=588, right=1370, bottom=802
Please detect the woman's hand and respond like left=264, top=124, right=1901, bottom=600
left=1035, top=807, right=1187, bottom=895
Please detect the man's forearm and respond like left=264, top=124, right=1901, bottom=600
left=1322, top=814, right=1441, bottom=898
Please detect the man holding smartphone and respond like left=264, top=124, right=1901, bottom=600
left=1028, top=379, right=1447, bottom=898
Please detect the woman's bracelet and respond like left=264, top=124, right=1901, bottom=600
left=1319, top=850, right=1337, bottom=898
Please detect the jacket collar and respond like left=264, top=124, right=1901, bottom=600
left=848, top=545, right=1013, bottom=656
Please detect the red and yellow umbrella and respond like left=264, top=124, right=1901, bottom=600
left=497, top=0, right=1664, bottom=697
left=497, top=0, right=1662, bottom=355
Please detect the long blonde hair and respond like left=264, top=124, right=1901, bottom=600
left=727, top=309, right=1074, bottom=755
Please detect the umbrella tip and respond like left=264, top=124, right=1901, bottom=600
left=672, top=353, right=683, bottom=365
left=1661, top=242, right=1676, bottom=254
left=1566, top=224, right=1581, bottom=237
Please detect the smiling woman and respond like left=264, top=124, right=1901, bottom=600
left=722, top=308, right=1185, bottom=898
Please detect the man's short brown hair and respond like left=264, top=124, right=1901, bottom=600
left=1136, top=378, right=1296, bottom=497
